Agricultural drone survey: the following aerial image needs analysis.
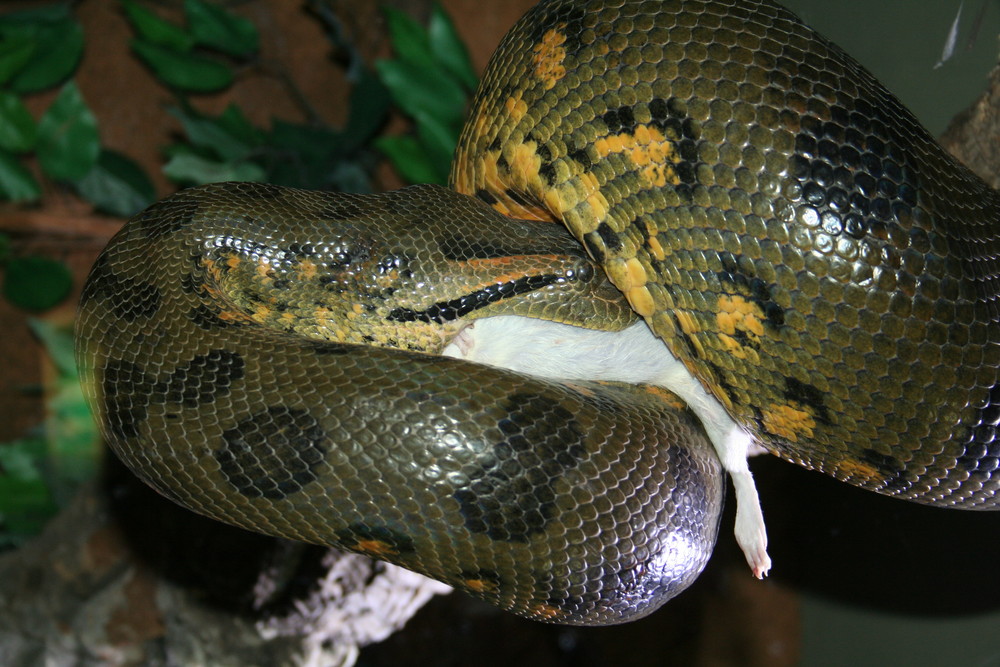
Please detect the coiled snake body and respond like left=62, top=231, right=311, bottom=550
left=76, top=0, right=1000, bottom=625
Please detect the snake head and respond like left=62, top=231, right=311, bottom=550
left=195, top=183, right=635, bottom=354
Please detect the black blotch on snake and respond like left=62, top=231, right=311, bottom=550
left=790, top=92, right=921, bottom=247
left=82, top=260, right=162, bottom=322
left=79, top=253, right=112, bottom=307
left=957, top=382, right=1000, bottom=475
left=649, top=97, right=702, bottom=196
left=454, top=391, right=587, bottom=543
left=569, top=146, right=594, bottom=171
left=784, top=377, right=830, bottom=424
left=603, top=105, right=636, bottom=134
left=717, top=252, right=785, bottom=329
left=215, top=406, right=328, bottom=500
left=135, top=196, right=201, bottom=241
left=155, top=349, right=246, bottom=408
left=538, top=160, right=557, bottom=185
left=526, top=2, right=587, bottom=56
left=286, top=242, right=317, bottom=257
left=583, top=222, right=624, bottom=262
left=504, top=187, right=537, bottom=209
left=474, top=189, right=499, bottom=205
left=336, top=523, right=416, bottom=557
left=859, top=448, right=911, bottom=493
left=386, top=274, right=563, bottom=323
left=102, top=359, right=154, bottom=440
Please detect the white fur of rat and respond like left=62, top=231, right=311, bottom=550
left=442, top=315, right=771, bottom=578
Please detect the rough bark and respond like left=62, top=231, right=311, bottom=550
left=0, top=461, right=449, bottom=666
left=940, top=63, right=1000, bottom=187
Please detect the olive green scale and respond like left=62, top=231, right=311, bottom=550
left=452, top=0, right=1000, bottom=506
left=76, top=183, right=725, bottom=625
left=75, top=0, right=1000, bottom=628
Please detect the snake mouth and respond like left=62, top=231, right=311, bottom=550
left=385, top=272, right=566, bottom=323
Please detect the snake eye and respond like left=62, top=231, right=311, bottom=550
left=564, top=260, right=595, bottom=283
left=326, top=243, right=373, bottom=270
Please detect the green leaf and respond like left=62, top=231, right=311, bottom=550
left=0, top=435, right=58, bottom=545
left=383, top=7, right=433, bottom=67
left=342, top=68, right=390, bottom=154
left=29, top=319, right=98, bottom=504
left=0, top=311, right=98, bottom=547
left=168, top=105, right=254, bottom=161
left=185, top=0, right=258, bottom=57
left=0, top=235, right=10, bottom=264
left=428, top=4, right=477, bottom=90
left=27, top=319, right=76, bottom=378
left=4, top=16, right=84, bottom=93
left=73, top=149, right=156, bottom=217
left=161, top=142, right=200, bottom=160
left=36, top=81, right=99, bottom=181
left=214, top=104, right=264, bottom=147
left=0, top=4, right=72, bottom=25
left=0, top=437, right=47, bottom=483
left=0, top=149, right=40, bottom=202
left=0, top=33, right=36, bottom=87
left=0, top=92, right=37, bottom=153
left=376, top=134, right=444, bottom=185
left=3, top=256, right=73, bottom=311
left=269, top=120, right=341, bottom=161
left=327, top=160, right=373, bottom=194
left=415, top=113, right=458, bottom=182
left=376, top=57, right=467, bottom=128
left=120, top=0, right=194, bottom=52
left=131, top=38, right=233, bottom=92
left=264, top=120, right=344, bottom=188
left=163, top=152, right=265, bottom=185
left=44, top=376, right=98, bottom=504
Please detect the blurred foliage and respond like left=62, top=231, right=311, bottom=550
left=0, top=320, right=98, bottom=550
left=126, top=0, right=391, bottom=192
left=2, top=254, right=72, bottom=311
left=0, top=0, right=476, bottom=548
left=376, top=4, right=477, bottom=185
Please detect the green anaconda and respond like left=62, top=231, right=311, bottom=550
left=75, top=0, right=1000, bottom=626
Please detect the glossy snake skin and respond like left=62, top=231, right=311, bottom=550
left=77, top=0, right=1000, bottom=625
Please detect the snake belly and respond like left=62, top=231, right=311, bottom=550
left=452, top=0, right=1000, bottom=506
left=76, top=0, right=1000, bottom=627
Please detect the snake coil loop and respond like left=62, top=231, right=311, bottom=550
left=77, top=0, right=1000, bottom=625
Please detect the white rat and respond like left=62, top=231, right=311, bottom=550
left=443, top=315, right=771, bottom=578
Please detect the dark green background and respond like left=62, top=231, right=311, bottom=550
left=783, top=0, right=999, bottom=135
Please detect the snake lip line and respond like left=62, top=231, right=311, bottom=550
left=386, top=273, right=563, bottom=323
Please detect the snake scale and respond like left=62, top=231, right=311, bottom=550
left=75, top=0, right=1000, bottom=626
